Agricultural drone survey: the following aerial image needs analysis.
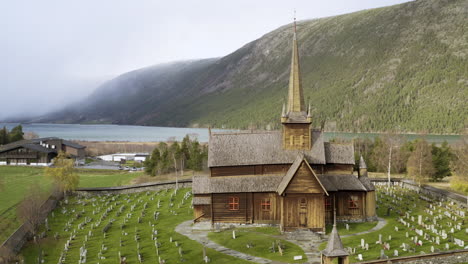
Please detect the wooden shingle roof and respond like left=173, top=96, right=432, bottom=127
left=192, top=175, right=283, bottom=194
left=322, top=225, right=349, bottom=257
left=317, top=175, right=368, bottom=192
left=208, top=130, right=326, bottom=167
left=324, top=142, right=355, bottom=164
left=193, top=174, right=369, bottom=195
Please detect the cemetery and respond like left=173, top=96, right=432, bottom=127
left=12, top=182, right=468, bottom=263
left=18, top=188, right=250, bottom=264
left=322, top=182, right=468, bottom=262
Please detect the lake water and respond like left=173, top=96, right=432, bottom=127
left=0, top=123, right=462, bottom=144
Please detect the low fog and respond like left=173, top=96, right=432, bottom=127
left=1, top=0, right=410, bottom=120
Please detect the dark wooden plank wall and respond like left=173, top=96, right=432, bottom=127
left=324, top=164, right=354, bottom=174
left=335, top=192, right=366, bottom=220
left=211, top=164, right=290, bottom=177
left=252, top=193, right=280, bottom=224
left=212, top=193, right=250, bottom=223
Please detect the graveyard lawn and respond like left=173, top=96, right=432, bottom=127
left=208, top=227, right=307, bottom=263
left=319, top=185, right=468, bottom=262
left=0, top=166, right=141, bottom=243
left=19, top=188, right=252, bottom=264
left=325, top=221, right=378, bottom=236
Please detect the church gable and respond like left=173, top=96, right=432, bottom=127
left=285, top=162, right=324, bottom=194
left=277, top=155, right=328, bottom=195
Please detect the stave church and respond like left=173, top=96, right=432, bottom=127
left=192, top=19, right=376, bottom=232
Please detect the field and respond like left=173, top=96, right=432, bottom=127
left=20, top=188, right=250, bottom=264
left=0, top=166, right=143, bottom=243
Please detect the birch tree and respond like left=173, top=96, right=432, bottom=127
left=45, top=152, right=79, bottom=196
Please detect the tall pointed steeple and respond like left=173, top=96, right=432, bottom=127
left=281, top=12, right=312, bottom=150
left=287, top=15, right=305, bottom=114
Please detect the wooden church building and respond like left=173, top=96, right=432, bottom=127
left=192, top=19, right=376, bottom=232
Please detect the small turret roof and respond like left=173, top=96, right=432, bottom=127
left=322, top=220, right=348, bottom=257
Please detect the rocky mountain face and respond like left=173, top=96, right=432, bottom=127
left=36, top=0, right=467, bottom=133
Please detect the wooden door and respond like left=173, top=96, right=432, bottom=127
left=299, top=197, right=307, bottom=227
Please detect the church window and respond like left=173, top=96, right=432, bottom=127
left=261, top=198, right=271, bottom=211
left=228, top=196, right=239, bottom=211
left=300, top=135, right=304, bottom=146
left=289, top=135, right=294, bottom=145
left=348, top=195, right=359, bottom=209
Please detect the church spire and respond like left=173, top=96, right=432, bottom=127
left=287, top=12, right=305, bottom=114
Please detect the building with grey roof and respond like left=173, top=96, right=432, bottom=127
left=0, top=137, right=86, bottom=166
left=192, top=19, right=376, bottom=231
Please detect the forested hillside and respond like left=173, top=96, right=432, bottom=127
left=34, top=0, right=467, bottom=133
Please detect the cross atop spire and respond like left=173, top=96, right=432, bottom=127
left=294, top=9, right=297, bottom=33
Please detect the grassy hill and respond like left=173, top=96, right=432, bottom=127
left=35, top=0, right=467, bottom=133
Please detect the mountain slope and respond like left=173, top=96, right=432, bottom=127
left=37, top=0, right=467, bottom=133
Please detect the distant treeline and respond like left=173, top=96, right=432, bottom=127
left=353, top=134, right=466, bottom=186
left=0, top=125, right=24, bottom=145
left=144, top=135, right=207, bottom=176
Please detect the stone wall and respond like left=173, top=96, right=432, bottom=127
left=74, top=179, right=192, bottom=196
left=0, top=193, right=63, bottom=259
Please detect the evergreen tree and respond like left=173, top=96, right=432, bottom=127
left=431, top=141, right=452, bottom=181
left=0, top=126, right=8, bottom=145
left=8, top=125, right=24, bottom=142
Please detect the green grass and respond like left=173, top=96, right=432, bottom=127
left=20, top=188, right=251, bottom=264
left=325, top=221, right=378, bottom=236
left=208, top=227, right=307, bottom=263
left=319, top=185, right=468, bottom=262
left=76, top=168, right=143, bottom=188
left=0, top=166, right=142, bottom=243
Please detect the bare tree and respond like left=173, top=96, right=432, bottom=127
left=372, top=133, right=407, bottom=186
left=17, top=184, right=46, bottom=243
left=23, top=131, right=39, bottom=140
left=0, top=244, right=15, bottom=263
left=407, top=139, right=435, bottom=186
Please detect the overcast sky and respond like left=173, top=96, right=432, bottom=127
left=1, top=0, right=411, bottom=120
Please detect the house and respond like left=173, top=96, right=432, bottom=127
left=192, top=19, right=376, bottom=231
left=0, top=137, right=86, bottom=166
left=97, top=153, right=150, bottom=162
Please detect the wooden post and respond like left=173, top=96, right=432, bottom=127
left=210, top=194, right=214, bottom=226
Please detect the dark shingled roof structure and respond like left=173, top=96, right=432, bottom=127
left=62, top=140, right=86, bottom=149
left=0, top=137, right=85, bottom=156
left=324, top=142, right=355, bottom=164
left=0, top=143, right=56, bottom=154
left=192, top=175, right=283, bottom=194
left=208, top=130, right=331, bottom=167
left=322, top=224, right=349, bottom=257
left=317, top=175, right=368, bottom=192
left=192, top=196, right=211, bottom=205
left=193, top=173, right=370, bottom=194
